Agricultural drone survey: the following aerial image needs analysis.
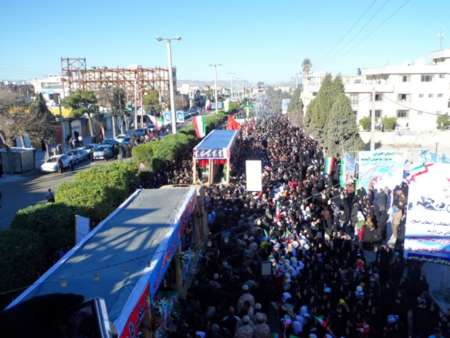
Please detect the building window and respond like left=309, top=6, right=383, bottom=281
left=421, top=74, right=433, bottom=82
left=350, top=93, right=359, bottom=105
left=375, top=93, right=383, bottom=101
left=437, top=93, right=443, bottom=98
left=375, top=110, right=382, bottom=118
left=397, top=110, right=409, bottom=118
left=398, top=93, right=409, bottom=101
left=402, top=75, right=409, bottom=82
left=439, top=74, right=445, bottom=79
left=429, top=93, right=434, bottom=98
left=419, top=93, right=424, bottom=98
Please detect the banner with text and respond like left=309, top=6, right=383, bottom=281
left=357, top=150, right=405, bottom=191
left=404, top=163, right=450, bottom=262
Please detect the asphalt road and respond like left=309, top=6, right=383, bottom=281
left=0, top=161, right=97, bottom=230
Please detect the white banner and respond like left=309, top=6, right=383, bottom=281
left=75, top=215, right=91, bottom=244
left=281, top=98, right=290, bottom=115
left=404, top=163, right=450, bottom=262
left=357, top=150, right=405, bottom=191
left=246, top=160, right=262, bottom=192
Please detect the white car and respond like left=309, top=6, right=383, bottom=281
left=114, top=134, right=131, bottom=144
left=41, top=155, right=72, bottom=173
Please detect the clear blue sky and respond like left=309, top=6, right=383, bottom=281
left=0, top=0, right=449, bottom=83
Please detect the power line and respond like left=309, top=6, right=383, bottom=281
left=383, top=94, right=448, bottom=117
left=339, top=0, right=412, bottom=58
left=332, top=0, right=391, bottom=58
left=326, top=0, right=378, bottom=57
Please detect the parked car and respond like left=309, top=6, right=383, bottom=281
left=65, top=150, right=80, bottom=164
left=115, top=134, right=132, bottom=145
left=131, top=128, right=147, bottom=138
left=74, top=148, right=91, bottom=162
left=102, top=138, right=119, bottom=146
left=93, top=144, right=114, bottom=160
left=78, top=145, right=96, bottom=159
left=41, top=154, right=72, bottom=173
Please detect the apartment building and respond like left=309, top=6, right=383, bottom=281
left=301, top=49, right=450, bottom=131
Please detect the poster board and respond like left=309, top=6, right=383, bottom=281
left=339, top=153, right=356, bottom=187
left=281, top=98, right=290, bottom=115
left=357, top=150, right=405, bottom=191
left=246, top=160, right=262, bottom=192
left=404, top=163, right=450, bottom=262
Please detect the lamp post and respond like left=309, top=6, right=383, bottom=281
left=209, top=64, right=222, bottom=114
left=156, top=36, right=181, bottom=134
left=228, top=72, right=235, bottom=101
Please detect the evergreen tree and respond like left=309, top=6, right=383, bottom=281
left=287, top=87, right=303, bottom=127
left=324, top=93, right=363, bottom=156
left=304, top=73, right=336, bottom=140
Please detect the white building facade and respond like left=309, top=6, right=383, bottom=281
left=301, top=49, right=450, bottom=131
left=29, top=75, right=67, bottom=107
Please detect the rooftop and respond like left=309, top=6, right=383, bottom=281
left=9, top=187, right=196, bottom=330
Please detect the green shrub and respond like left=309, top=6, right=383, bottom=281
left=132, top=111, right=228, bottom=172
left=0, top=229, right=46, bottom=307
left=56, top=161, right=138, bottom=223
left=437, top=114, right=450, bottom=130
left=11, top=203, right=75, bottom=263
left=382, top=117, right=397, bottom=131
left=359, top=116, right=371, bottom=131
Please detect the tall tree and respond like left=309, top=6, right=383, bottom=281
left=324, top=93, right=363, bottom=156
left=287, top=87, right=303, bottom=127
left=28, top=93, right=55, bottom=142
left=265, top=86, right=290, bottom=114
left=193, top=90, right=205, bottom=108
left=175, top=94, right=189, bottom=111
left=111, top=88, right=126, bottom=135
left=0, top=92, right=55, bottom=147
left=62, top=90, right=98, bottom=137
left=304, top=73, right=336, bottom=140
left=143, top=89, right=161, bottom=114
left=302, top=58, right=312, bottom=79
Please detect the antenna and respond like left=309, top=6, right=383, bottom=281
left=437, top=31, right=445, bottom=50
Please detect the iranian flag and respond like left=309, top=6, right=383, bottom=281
left=323, top=157, right=335, bottom=176
left=193, top=115, right=206, bottom=138
left=149, top=115, right=164, bottom=130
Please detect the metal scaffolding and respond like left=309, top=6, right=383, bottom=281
left=60, top=58, right=173, bottom=107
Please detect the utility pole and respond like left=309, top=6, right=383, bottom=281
left=134, top=77, right=138, bottom=130
left=156, top=36, right=181, bottom=134
left=209, top=64, right=222, bottom=114
left=228, top=72, right=235, bottom=101
left=437, top=32, right=445, bottom=50
left=370, top=83, right=376, bottom=151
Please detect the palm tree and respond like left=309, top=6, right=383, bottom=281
left=302, top=58, right=312, bottom=80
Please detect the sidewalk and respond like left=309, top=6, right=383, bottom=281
left=0, top=174, right=27, bottom=185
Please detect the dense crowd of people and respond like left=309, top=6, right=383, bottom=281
left=166, top=116, right=449, bottom=338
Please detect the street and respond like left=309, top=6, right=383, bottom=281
left=0, top=161, right=95, bottom=230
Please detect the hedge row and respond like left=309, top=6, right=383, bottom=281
left=133, top=111, right=228, bottom=171
left=0, top=111, right=228, bottom=307
left=56, top=161, right=138, bottom=223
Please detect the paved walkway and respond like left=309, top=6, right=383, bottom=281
left=0, top=159, right=97, bottom=230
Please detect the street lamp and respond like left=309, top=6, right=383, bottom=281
left=209, top=64, right=222, bottom=114
left=156, top=36, right=182, bottom=134
left=227, top=72, right=235, bottom=101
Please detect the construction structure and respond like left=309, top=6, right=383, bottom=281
left=60, top=57, right=174, bottom=107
